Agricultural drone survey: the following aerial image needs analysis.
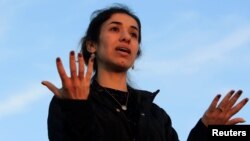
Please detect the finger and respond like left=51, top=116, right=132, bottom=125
left=41, top=81, right=61, bottom=97
left=56, top=57, right=68, bottom=83
left=69, top=51, right=78, bottom=79
left=217, top=90, right=235, bottom=109
left=78, top=53, right=85, bottom=80
left=85, top=54, right=95, bottom=81
left=230, top=98, right=249, bottom=115
left=226, top=117, right=245, bottom=125
left=207, top=94, right=221, bottom=112
left=225, top=90, right=243, bottom=110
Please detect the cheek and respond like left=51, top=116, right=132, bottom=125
left=98, top=34, right=114, bottom=49
left=97, top=38, right=109, bottom=52
left=96, top=40, right=112, bottom=59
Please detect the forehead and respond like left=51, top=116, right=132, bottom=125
left=103, top=13, right=139, bottom=29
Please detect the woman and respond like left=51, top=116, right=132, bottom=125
left=42, top=4, right=249, bottom=141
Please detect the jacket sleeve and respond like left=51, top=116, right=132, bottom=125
left=161, top=109, right=180, bottom=141
left=47, top=96, right=94, bottom=141
left=187, top=118, right=208, bottom=141
left=151, top=104, right=179, bottom=141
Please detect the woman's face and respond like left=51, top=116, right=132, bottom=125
left=95, top=13, right=139, bottom=72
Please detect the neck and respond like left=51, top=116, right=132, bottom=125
left=96, top=69, right=128, bottom=92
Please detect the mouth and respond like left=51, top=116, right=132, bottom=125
left=115, top=47, right=131, bottom=54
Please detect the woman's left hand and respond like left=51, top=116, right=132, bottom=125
left=201, top=89, right=249, bottom=127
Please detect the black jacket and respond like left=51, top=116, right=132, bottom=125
left=48, top=80, right=208, bottom=141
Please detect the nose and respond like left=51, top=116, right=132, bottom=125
left=119, top=30, right=131, bottom=43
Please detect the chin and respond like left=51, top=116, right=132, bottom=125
left=112, top=64, right=131, bottom=72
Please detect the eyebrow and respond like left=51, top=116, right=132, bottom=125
left=109, top=21, right=138, bottom=31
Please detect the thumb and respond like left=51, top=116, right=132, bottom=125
left=41, top=81, right=61, bottom=98
left=227, top=117, right=246, bottom=125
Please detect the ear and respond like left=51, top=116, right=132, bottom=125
left=86, top=41, right=97, bottom=53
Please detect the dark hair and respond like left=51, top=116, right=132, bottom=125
left=80, top=4, right=142, bottom=72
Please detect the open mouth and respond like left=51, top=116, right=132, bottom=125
left=115, top=47, right=131, bottom=54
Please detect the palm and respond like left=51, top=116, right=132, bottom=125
left=202, top=90, right=248, bottom=127
left=42, top=51, right=94, bottom=100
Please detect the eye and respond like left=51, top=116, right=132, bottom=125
left=130, top=32, right=138, bottom=39
left=110, top=27, right=119, bottom=32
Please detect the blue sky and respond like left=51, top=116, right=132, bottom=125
left=0, top=0, right=250, bottom=140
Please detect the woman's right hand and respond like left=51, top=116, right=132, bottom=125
left=42, top=51, right=94, bottom=100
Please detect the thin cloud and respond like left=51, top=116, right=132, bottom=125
left=138, top=27, right=250, bottom=75
left=0, top=22, right=7, bottom=41
left=0, top=84, right=48, bottom=119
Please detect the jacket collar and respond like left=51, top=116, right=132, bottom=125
left=90, top=79, right=160, bottom=109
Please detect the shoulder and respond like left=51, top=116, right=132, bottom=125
left=129, top=86, right=160, bottom=101
left=129, top=87, right=170, bottom=118
left=130, top=88, right=173, bottom=124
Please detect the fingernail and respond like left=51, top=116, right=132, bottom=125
left=70, top=51, right=75, bottom=56
left=78, top=53, right=82, bottom=58
left=230, top=90, right=235, bottom=95
left=237, top=92, right=242, bottom=97
left=90, top=54, right=95, bottom=61
left=56, top=57, right=60, bottom=62
left=237, top=89, right=243, bottom=95
left=245, top=98, right=249, bottom=103
left=241, top=119, right=246, bottom=123
left=217, top=94, right=221, bottom=98
left=41, top=81, right=45, bottom=85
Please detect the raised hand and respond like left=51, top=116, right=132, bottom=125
left=42, top=51, right=94, bottom=100
left=201, top=89, right=249, bottom=127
